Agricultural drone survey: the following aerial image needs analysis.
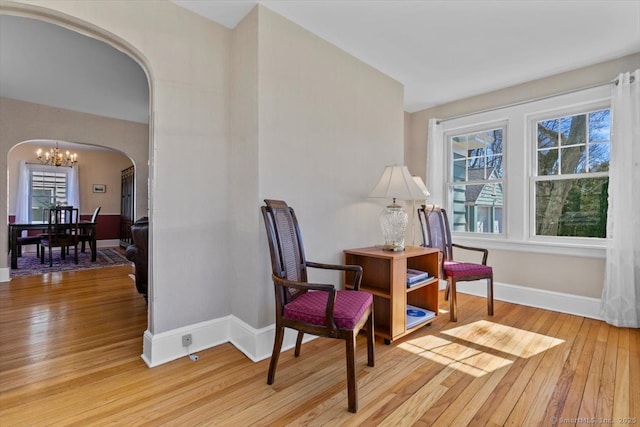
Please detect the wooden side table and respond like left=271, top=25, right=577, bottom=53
left=343, top=246, right=440, bottom=344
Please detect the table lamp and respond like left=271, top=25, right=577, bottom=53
left=369, top=165, right=430, bottom=251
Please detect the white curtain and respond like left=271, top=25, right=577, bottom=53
left=601, top=69, right=640, bottom=328
left=15, top=161, right=30, bottom=223
left=67, top=165, right=80, bottom=209
left=426, top=118, right=444, bottom=207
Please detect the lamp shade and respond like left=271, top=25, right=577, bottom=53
left=412, top=176, right=430, bottom=199
left=369, top=165, right=429, bottom=251
left=369, top=165, right=429, bottom=201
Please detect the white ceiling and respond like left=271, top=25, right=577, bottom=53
left=174, top=0, right=640, bottom=112
left=1, top=1, right=638, bottom=124
left=0, top=14, right=150, bottom=124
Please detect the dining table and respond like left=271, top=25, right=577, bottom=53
left=8, top=221, right=97, bottom=269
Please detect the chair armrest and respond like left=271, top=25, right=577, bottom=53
left=125, top=245, right=138, bottom=262
left=452, top=243, right=489, bottom=265
left=273, top=275, right=338, bottom=331
left=306, top=261, right=363, bottom=290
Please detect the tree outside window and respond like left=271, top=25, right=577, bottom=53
left=534, top=109, right=610, bottom=238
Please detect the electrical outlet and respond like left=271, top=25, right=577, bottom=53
left=182, top=334, right=192, bottom=347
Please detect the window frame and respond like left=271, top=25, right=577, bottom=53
left=26, top=164, right=71, bottom=223
left=444, top=119, right=508, bottom=237
left=433, top=85, right=611, bottom=258
left=527, top=100, right=611, bottom=246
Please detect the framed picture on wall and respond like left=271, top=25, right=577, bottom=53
left=92, top=184, right=106, bottom=193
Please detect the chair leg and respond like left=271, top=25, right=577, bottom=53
left=73, top=245, right=78, bottom=264
left=294, top=331, right=304, bottom=357
left=267, top=326, right=284, bottom=385
left=48, top=246, right=53, bottom=267
left=366, top=312, right=375, bottom=367
left=449, top=279, right=457, bottom=322
left=444, top=280, right=450, bottom=301
left=487, top=276, right=494, bottom=316
left=345, top=332, right=358, bottom=413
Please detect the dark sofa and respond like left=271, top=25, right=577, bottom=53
left=125, top=217, right=149, bottom=302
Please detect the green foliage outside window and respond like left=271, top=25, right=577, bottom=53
left=535, top=109, right=610, bottom=238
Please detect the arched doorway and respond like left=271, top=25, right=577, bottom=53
left=0, top=11, right=153, bottom=341
left=1, top=13, right=151, bottom=279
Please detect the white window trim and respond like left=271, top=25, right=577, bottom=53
left=434, top=85, right=611, bottom=258
left=444, top=119, right=508, bottom=238
left=526, top=100, right=611, bottom=245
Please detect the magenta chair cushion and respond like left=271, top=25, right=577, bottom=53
left=284, top=290, right=373, bottom=329
left=444, top=261, right=492, bottom=278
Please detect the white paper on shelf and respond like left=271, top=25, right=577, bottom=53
left=406, top=304, right=436, bottom=329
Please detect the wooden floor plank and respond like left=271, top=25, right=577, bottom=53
left=578, top=321, right=610, bottom=420
left=0, top=265, right=637, bottom=425
left=540, top=315, right=591, bottom=423
left=613, top=328, right=630, bottom=422
left=630, top=328, right=640, bottom=423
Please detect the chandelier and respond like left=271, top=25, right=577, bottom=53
left=36, top=142, right=78, bottom=167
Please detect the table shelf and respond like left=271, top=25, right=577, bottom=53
left=344, top=246, right=440, bottom=344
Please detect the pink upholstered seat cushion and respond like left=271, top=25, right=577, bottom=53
left=283, top=290, right=372, bottom=329
left=444, top=261, right=492, bottom=278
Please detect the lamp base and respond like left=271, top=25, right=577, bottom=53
left=379, top=201, right=408, bottom=253
left=382, top=244, right=405, bottom=252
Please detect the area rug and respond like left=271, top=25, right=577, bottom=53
left=10, top=248, right=131, bottom=277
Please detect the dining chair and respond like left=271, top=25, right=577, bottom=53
left=261, top=199, right=374, bottom=413
left=78, top=206, right=101, bottom=254
left=40, top=207, right=80, bottom=267
left=16, top=234, right=41, bottom=258
left=417, top=205, right=493, bottom=322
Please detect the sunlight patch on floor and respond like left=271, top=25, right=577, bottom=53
left=441, top=320, right=565, bottom=358
left=398, top=320, right=565, bottom=377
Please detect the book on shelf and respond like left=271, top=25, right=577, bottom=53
left=407, top=268, right=430, bottom=285
left=407, top=278, right=432, bottom=288
left=406, top=304, right=436, bottom=329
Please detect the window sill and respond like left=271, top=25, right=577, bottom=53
left=453, top=235, right=606, bottom=259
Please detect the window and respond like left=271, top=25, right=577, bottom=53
left=431, top=84, right=611, bottom=256
left=533, top=108, right=610, bottom=239
left=29, top=170, right=68, bottom=222
left=447, top=125, right=505, bottom=234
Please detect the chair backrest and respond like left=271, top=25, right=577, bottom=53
left=417, top=205, right=454, bottom=262
left=261, top=199, right=308, bottom=304
left=46, top=207, right=79, bottom=244
left=90, top=206, right=102, bottom=223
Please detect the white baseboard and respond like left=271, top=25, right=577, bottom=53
left=0, top=268, right=10, bottom=283
left=97, top=239, right=121, bottom=248
left=141, top=315, right=315, bottom=367
left=450, top=279, right=603, bottom=321
left=142, top=280, right=602, bottom=367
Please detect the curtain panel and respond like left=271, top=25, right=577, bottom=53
left=601, top=69, right=640, bottom=328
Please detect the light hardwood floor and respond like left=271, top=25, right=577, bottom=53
left=0, top=265, right=638, bottom=426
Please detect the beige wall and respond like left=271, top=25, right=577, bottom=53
left=406, top=53, right=640, bottom=298
left=229, top=7, right=261, bottom=326
left=7, top=127, right=135, bottom=217
left=2, top=1, right=405, bottom=344
left=229, top=6, right=405, bottom=327
left=2, top=97, right=147, bottom=218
